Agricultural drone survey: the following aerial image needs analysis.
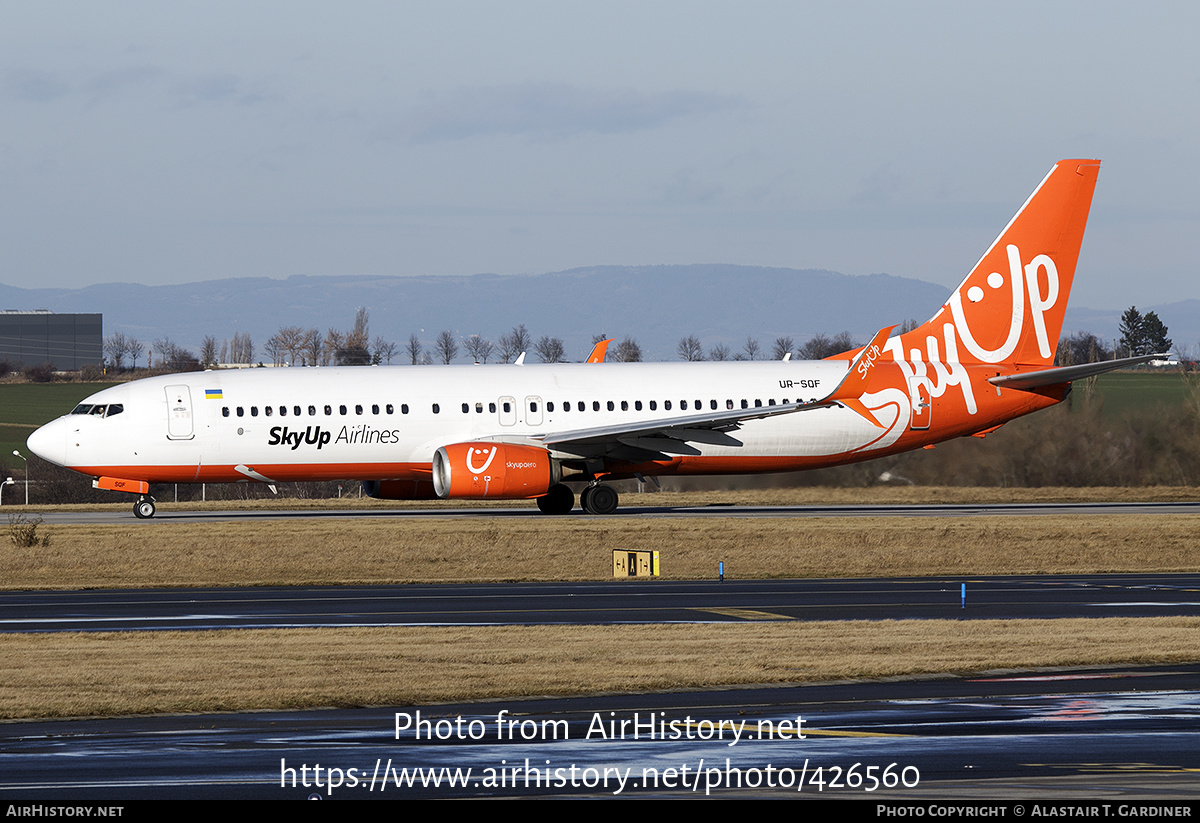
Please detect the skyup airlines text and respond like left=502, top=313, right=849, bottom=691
left=268, top=425, right=400, bottom=450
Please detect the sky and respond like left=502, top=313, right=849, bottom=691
left=2, top=1, right=1197, bottom=309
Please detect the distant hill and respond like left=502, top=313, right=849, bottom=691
left=1, top=266, right=1193, bottom=361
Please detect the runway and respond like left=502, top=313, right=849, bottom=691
left=5, top=574, right=1200, bottom=632
left=31, top=499, right=1200, bottom=525
left=2, top=665, right=1197, bottom=799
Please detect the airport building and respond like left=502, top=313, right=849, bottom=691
left=0, top=310, right=103, bottom=371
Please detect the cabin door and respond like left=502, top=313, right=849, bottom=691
left=165, top=385, right=195, bottom=440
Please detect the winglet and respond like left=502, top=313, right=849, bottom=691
left=825, top=326, right=895, bottom=428
left=586, top=339, right=613, bottom=363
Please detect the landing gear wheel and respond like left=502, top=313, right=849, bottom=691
left=582, top=483, right=619, bottom=515
left=536, top=484, right=575, bottom=515
left=134, top=497, right=156, bottom=519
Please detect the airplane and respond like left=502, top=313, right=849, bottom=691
left=27, top=159, right=1154, bottom=518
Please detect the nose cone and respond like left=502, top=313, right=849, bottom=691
left=27, top=419, right=68, bottom=468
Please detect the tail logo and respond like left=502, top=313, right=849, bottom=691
left=951, top=244, right=1060, bottom=363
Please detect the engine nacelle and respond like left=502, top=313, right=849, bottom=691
left=432, top=442, right=558, bottom=499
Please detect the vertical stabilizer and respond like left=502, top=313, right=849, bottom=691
left=904, top=159, right=1101, bottom=368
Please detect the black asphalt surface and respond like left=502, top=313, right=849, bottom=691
left=4, top=574, right=1200, bottom=632
left=2, top=665, right=1198, bottom=799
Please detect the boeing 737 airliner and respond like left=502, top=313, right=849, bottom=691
left=29, top=159, right=1147, bottom=517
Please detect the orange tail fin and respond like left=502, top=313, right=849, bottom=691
left=901, top=159, right=1100, bottom=368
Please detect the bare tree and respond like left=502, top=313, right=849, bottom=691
left=463, top=334, right=494, bottom=364
left=103, top=332, right=128, bottom=370
left=677, top=335, right=704, bottom=361
left=798, top=334, right=830, bottom=360
left=373, top=336, right=398, bottom=365
left=614, top=336, right=642, bottom=362
left=153, top=338, right=199, bottom=372
left=708, top=342, right=731, bottom=361
left=772, top=336, right=795, bottom=360
left=128, top=337, right=145, bottom=369
left=323, top=329, right=345, bottom=366
left=434, top=330, right=459, bottom=364
left=406, top=334, right=423, bottom=365
left=302, top=329, right=322, bottom=366
left=534, top=336, right=565, bottom=363
left=498, top=324, right=531, bottom=364
left=348, top=307, right=370, bottom=349
left=742, top=337, right=762, bottom=361
left=228, top=333, right=251, bottom=365
left=199, top=335, right=219, bottom=368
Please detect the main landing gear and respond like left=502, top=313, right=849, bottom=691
left=579, top=483, right=619, bottom=515
left=534, top=482, right=620, bottom=515
left=536, top=484, right=575, bottom=515
left=133, top=495, right=156, bottom=519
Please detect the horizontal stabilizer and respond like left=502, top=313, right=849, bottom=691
left=988, top=354, right=1164, bottom=390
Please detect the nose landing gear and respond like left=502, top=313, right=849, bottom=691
left=134, top=496, right=156, bottom=519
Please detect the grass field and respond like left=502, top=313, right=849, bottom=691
left=4, top=618, right=1197, bottom=719
left=1088, top=370, right=1196, bottom=417
left=0, top=382, right=119, bottom=471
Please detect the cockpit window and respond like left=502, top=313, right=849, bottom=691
left=70, top=403, right=123, bottom=418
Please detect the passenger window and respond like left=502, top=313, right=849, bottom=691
left=530, top=402, right=538, bottom=412
left=607, top=401, right=614, bottom=411
left=562, top=402, right=569, bottom=412
left=237, top=407, right=244, bottom=417
left=278, top=406, right=285, bottom=416
left=634, top=400, right=642, bottom=411
left=356, top=405, right=363, bottom=415
left=251, top=406, right=259, bottom=417
left=386, top=404, right=394, bottom=414
left=593, top=401, right=600, bottom=411
left=489, top=402, right=496, bottom=413
left=339, top=405, right=347, bottom=415
left=294, top=406, right=302, bottom=416
left=712, top=400, right=719, bottom=410
left=402, top=404, right=409, bottom=414
left=309, top=405, right=317, bottom=416
left=578, top=401, right=584, bottom=411
left=741, top=400, right=749, bottom=409
left=649, top=401, right=656, bottom=411
left=695, top=400, right=702, bottom=409
left=476, top=403, right=483, bottom=413
left=222, top=407, right=230, bottom=418
left=678, top=400, right=685, bottom=410
left=666, top=400, right=673, bottom=411
left=547, top=402, right=554, bottom=412
left=621, top=401, right=628, bottom=411
left=325, top=405, right=332, bottom=415
left=432, top=404, right=440, bottom=414
left=372, top=404, right=379, bottom=414
left=266, top=406, right=274, bottom=416
left=462, top=403, right=469, bottom=414
left=503, top=402, right=511, bottom=413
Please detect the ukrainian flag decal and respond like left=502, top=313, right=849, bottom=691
left=205, top=389, right=223, bottom=400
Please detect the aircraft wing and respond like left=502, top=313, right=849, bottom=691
left=535, top=400, right=809, bottom=458
left=988, top=354, right=1163, bottom=390
left=536, top=326, right=896, bottom=459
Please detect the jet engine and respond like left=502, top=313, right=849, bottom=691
left=432, top=442, right=559, bottom=499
